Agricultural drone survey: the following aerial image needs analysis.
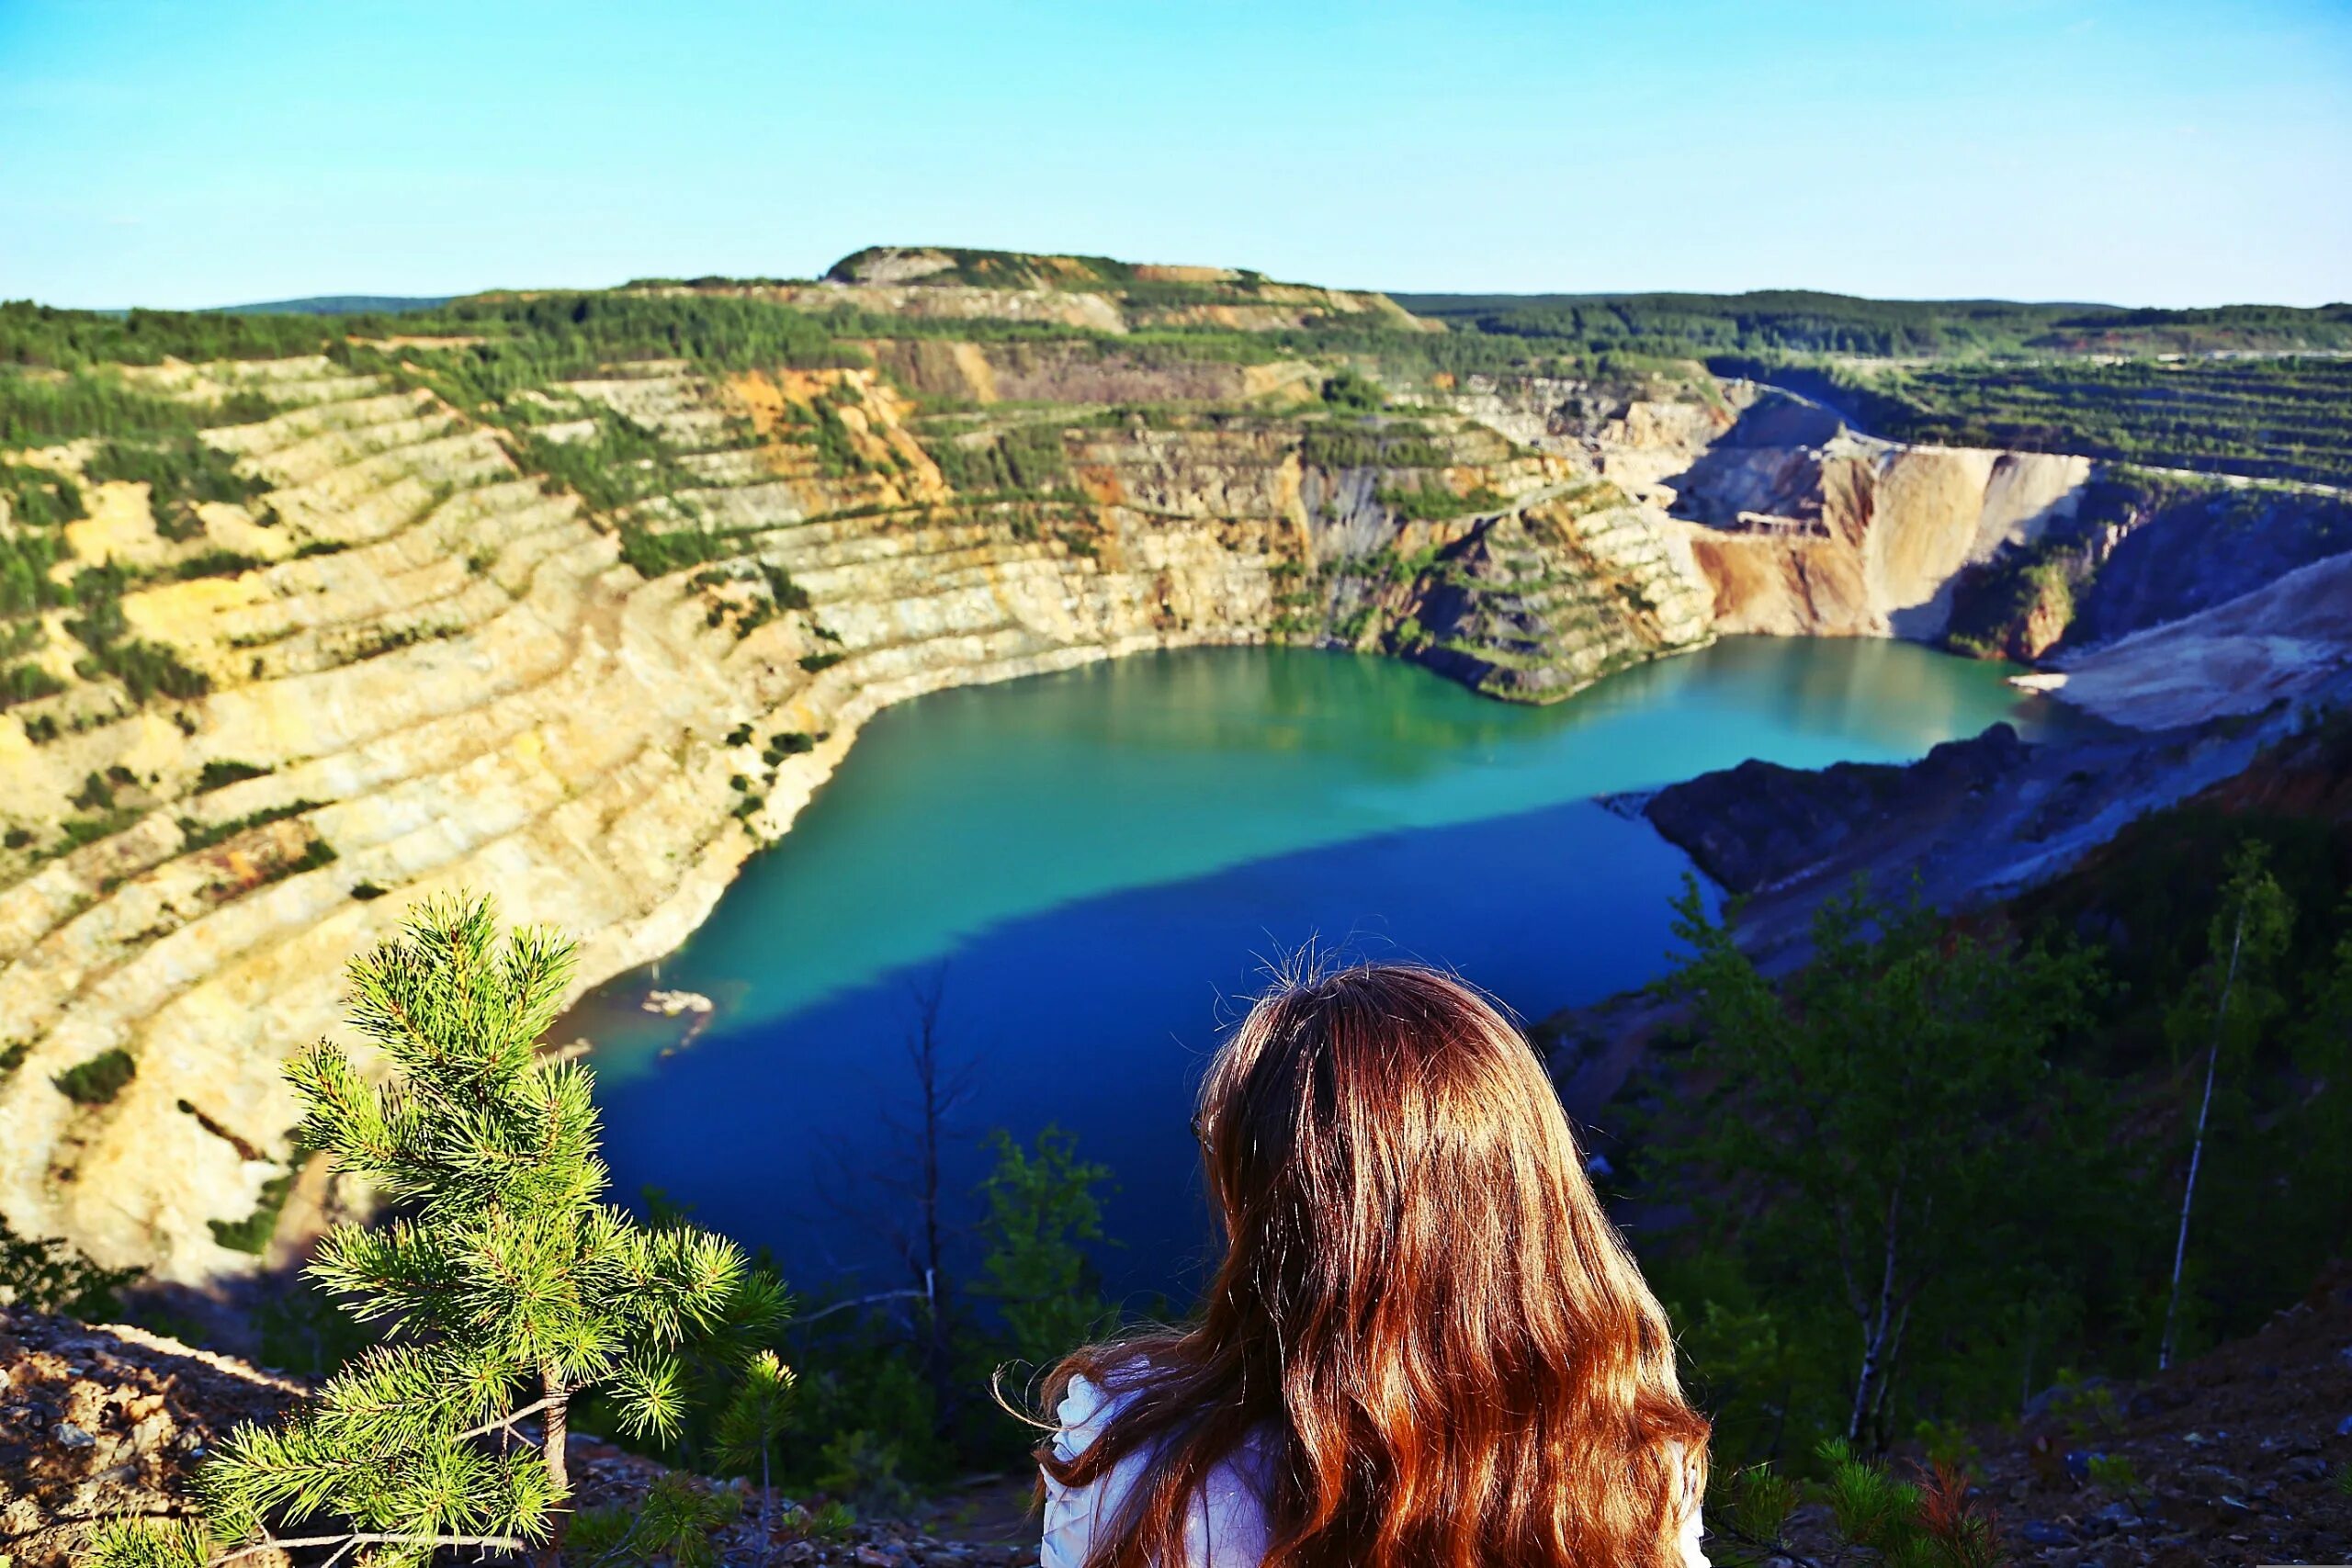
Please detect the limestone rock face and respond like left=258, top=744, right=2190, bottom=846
left=0, top=350, right=1705, bottom=1286
left=1644, top=393, right=2092, bottom=638
left=1407, top=499, right=1717, bottom=701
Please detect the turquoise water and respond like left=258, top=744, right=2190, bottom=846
left=576, top=638, right=2064, bottom=1296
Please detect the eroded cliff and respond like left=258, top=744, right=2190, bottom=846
left=0, top=322, right=1712, bottom=1286
left=6, top=261, right=2341, bottom=1289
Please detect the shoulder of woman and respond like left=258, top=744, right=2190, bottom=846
left=1051, top=1363, right=1152, bottom=1462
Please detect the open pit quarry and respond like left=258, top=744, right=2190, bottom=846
left=2, top=264, right=2344, bottom=1290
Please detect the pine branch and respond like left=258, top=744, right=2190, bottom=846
left=449, top=1395, right=558, bottom=1446
left=206, top=1531, right=526, bottom=1567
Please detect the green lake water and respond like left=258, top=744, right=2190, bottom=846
left=575, top=637, right=2065, bottom=1297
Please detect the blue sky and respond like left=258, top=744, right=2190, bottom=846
left=3, top=1, right=2346, bottom=309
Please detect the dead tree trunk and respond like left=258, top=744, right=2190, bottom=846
left=1848, top=1182, right=1903, bottom=1447
left=2161, top=904, right=2247, bottom=1371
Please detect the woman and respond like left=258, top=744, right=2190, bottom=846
left=1036, top=964, right=1710, bottom=1568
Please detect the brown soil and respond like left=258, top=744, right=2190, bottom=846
left=1950, top=1262, right=2351, bottom=1566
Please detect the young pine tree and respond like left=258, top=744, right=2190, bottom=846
left=974, top=1124, right=1114, bottom=1371
left=89, top=895, right=775, bottom=1568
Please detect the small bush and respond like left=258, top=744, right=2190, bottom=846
left=1321, top=367, right=1385, bottom=412
left=621, top=521, right=741, bottom=579
left=54, top=1047, right=136, bottom=1106
left=0, top=1213, right=141, bottom=1317
left=178, top=798, right=322, bottom=853
left=208, top=1169, right=295, bottom=1255
left=1, top=462, right=85, bottom=527
left=195, top=758, right=272, bottom=793
left=0, top=661, right=65, bottom=708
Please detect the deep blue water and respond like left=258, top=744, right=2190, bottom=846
left=568, top=639, right=2067, bottom=1302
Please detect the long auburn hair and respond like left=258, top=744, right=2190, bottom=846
left=1036, top=964, right=1708, bottom=1568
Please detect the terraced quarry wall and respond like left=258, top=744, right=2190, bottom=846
left=0, top=346, right=1713, bottom=1286
left=7, top=303, right=2335, bottom=1289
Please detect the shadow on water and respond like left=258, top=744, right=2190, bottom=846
left=594, top=793, right=1702, bottom=1305
left=567, top=639, right=2076, bottom=1303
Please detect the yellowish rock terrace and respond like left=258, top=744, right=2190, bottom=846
left=0, top=317, right=2120, bottom=1284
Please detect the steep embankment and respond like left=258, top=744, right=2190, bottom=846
left=0, top=338, right=1713, bottom=1286
left=1648, top=393, right=2095, bottom=639
left=1533, top=380, right=2352, bottom=729
left=2051, top=549, right=2352, bottom=729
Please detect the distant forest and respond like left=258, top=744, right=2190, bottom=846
left=1396, top=288, right=2352, bottom=359
left=6, top=275, right=2349, bottom=486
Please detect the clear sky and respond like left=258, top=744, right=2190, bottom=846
left=3, top=0, right=2346, bottom=310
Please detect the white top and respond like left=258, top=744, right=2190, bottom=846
left=1040, top=1372, right=1709, bottom=1567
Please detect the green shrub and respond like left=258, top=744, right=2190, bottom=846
left=194, top=758, right=272, bottom=793
left=932, top=423, right=1071, bottom=496
left=1376, top=480, right=1508, bottom=521
left=1320, top=367, right=1385, bottom=412
left=0, top=1213, right=141, bottom=1317
left=0, top=660, right=64, bottom=708
left=85, top=436, right=268, bottom=540
left=1299, top=421, right=1449, bottom=469
left=168, top=549, right=264, bottom=581
left=67, top=564, right=210, bottom=705
left=207, top=1169, right=295, bottom=1255
left=1, top=526, right=74, bottom=617
left=177, top=798, right=322, bottom=853
left=1, top=462, right=85, bottom=526
left=54, top=1047, right=136, bottom=1106
left=620, top=521, right=741, bottom=579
